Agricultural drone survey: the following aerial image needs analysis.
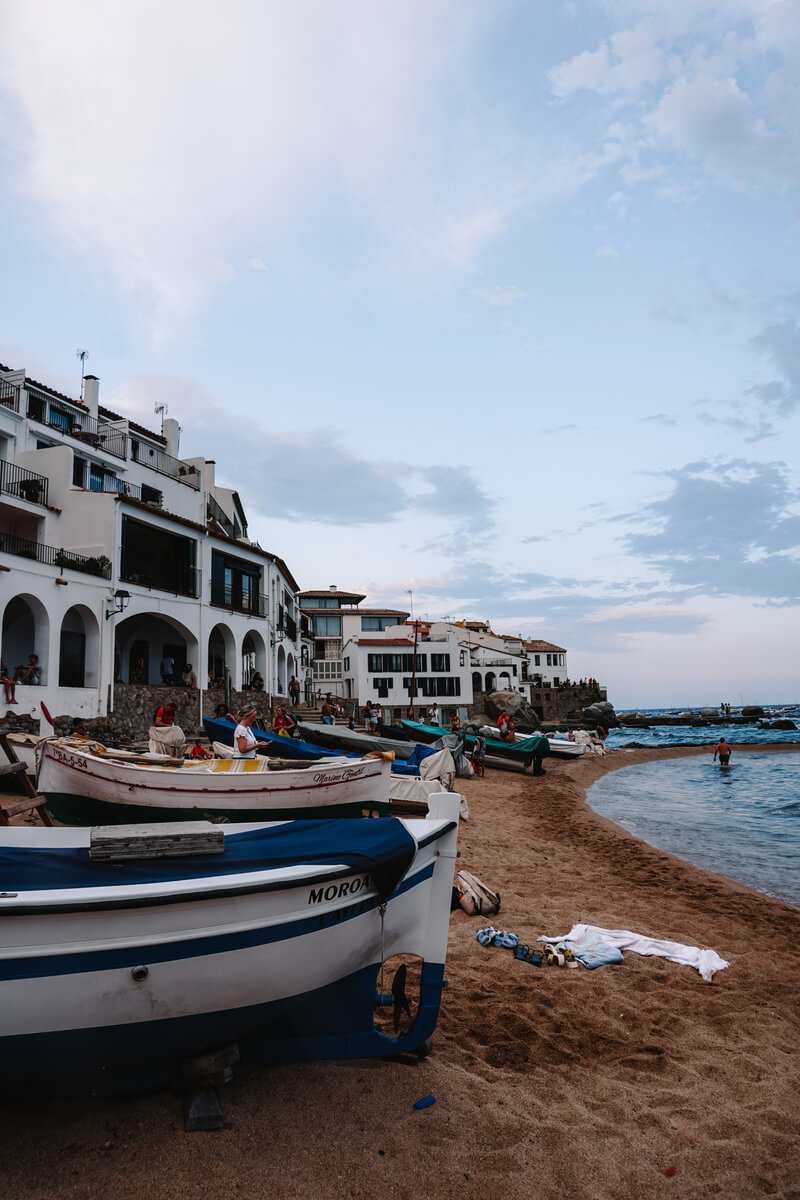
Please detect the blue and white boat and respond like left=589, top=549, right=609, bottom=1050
left=0, top=793, right=460, bottom=1094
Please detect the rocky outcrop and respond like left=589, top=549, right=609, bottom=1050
left=742, top=705, right=765, bottom=718
left=701, top=708, right=720, bottom=720
left=483, top=690, right=541, bottom=732
left=759, top=718, right=797, bottom=731
left=582, top=700, right=620, bottom=728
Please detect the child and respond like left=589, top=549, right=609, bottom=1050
left=472, top=731, right=486, bottom=778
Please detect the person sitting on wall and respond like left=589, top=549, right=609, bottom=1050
left=1, top=656, right=17, bottom=704
left=214, top=702, right=235, bottom=723
left=149, top=702, right=185, bottom=758
left=251, top=673, right=264, bottom=692
left=272, top=706, right=297, bottom=737
left=181, top=663, right=197, bottom=688
left=13, top=654, right=40, bottom=685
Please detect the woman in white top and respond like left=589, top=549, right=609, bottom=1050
left=232, top=706, right=270, bottom=758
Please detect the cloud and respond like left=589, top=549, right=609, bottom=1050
left=747, top=320, right=800, bottom=422
left=471, top=285, right=526, bottom=307
left=596, top=243, right=619, bottom=257
left=638, top=413, right=677, bottom=426
left=625, top=458, right=800, bottom=602
left=249, top=257, right=267, bottom=272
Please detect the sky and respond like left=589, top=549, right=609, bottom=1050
left=1, top=0, right=799, bottom=708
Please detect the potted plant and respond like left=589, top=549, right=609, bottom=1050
left=19, top=478, right=43, bottom=503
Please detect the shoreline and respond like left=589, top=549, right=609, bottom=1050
left=2, top=745, right=800, bottom=1198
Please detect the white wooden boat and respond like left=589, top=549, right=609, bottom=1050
left=6, top=732, right=39, bottom=776
left=0, top=793, right=460, bottom=1094
left=38, top=737, right=392, bottom=824
left=478, top=726, right=585, bottom=759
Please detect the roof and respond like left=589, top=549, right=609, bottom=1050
left=524, top=640, right=567, bottom=653
left=299, top=589, right=367, bottom=602
left=355, top=639, right=415, bottom=646
left=303, top=607, right=408, bottom=618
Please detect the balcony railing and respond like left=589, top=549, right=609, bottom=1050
left=0, top=381, right=20, bottom=412
left=130, top=440, right=201, bottom=488
left=27, top=391, right=127, bottom=460
left=88, top=476, right=162, bottom=508
left=282, top=614, right=297, bottom=641
left=0, top=459, right=49, bottom=507
left=120, top=564, right=201, bottom=598
left=210, top=584, right=267, bottom=617
left=0, top=532, right=111, bottom=578
left=206, top=492, right=236, bottom=537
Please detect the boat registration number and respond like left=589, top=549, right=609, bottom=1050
left=50, top=746, right=89, bottom=770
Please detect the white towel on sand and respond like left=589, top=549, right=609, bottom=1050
left=539, top=923, right=729, bottom=982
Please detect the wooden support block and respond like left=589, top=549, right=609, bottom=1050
left=90, top=820, right=224, bottom=861
left=184, top=1086, right=224, bottom=1132
left=0, top=761, right=27, bottom=778
left=0, top=794, right=49, bottom=818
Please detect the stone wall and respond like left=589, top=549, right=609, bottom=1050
left=104, top=685, right=276, bottom=742
left=471, top=684, right=605, bottom=726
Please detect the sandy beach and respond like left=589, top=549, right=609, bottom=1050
left=2, top=744, right=799, bottom=1200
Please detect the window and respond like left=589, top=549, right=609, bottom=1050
left=546, top=654, right=552, bottom=666
left=431, top=653, right=450, bottom=672
left=373, top=677, right=394, bottom=690
left=314, top=615, right=342, bottom=637
left=408, top=677, right=461, bottom=697
left=211, top=550, right=262, bottom=614
left=534, top=654, right=540, bottom=666
left=512, top=665, right=517, bottom=676
left=141, top=483, right=162, bottom=506
left=89, top=464, right=106, bottom=491
left=361, top=616, right=395, bottom=631
left=48, top=407, right=71, bottom=432
left=343, top=657, right=350, bottom=670
left=368, top=653, right=425, bottom=673
left=72, top=456, right=86, bottom=487
left=304, top=596, right=340, bottom=609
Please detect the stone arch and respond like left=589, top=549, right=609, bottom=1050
left=276, top=643, right=287, bottom=696
left=2, top=593, right=50, bottom=685
left=59, top=604, right=100, bottom=688
left=114, top=611, right=198, bottom=684
left=208, top=623, right=236, bottom=687
left=484, top=671, right=496, bottom=693
left=472, top=671, right=482, bottom=694
left=498, top=670, right=512, bottom=691
left=242, top=629, right=267, bottom=690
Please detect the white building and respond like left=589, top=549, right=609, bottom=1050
left=523, top=639, right=569, bottom=688
left=298, top=588, right=409, bottom=702
left=0, top=364, right=303, bottom=727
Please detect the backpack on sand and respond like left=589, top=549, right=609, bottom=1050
left=457, top=869, right=501, bottom=917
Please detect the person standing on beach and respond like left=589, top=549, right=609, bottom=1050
left=714, top=738, right=732, bottom=766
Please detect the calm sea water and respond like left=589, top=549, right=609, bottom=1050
left=586, top=752, right=800, bottom=909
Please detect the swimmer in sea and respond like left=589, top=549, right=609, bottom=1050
left=713, top=738, right=732, bottom=766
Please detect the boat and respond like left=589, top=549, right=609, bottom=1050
left=203, top=716, right=338, bottom=762
left=400, top=718, right=550, bottom=771
left=295, top=720, right=417, bottom=760
left=37, top=737, right=393, bottom=824
left=6, top=732, right=39, bottom=776
left=0, top=793, right=460, bottom=1094
left=477, top=725, right=585, bottom=760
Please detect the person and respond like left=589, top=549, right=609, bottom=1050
left=160, top=653, right=174, bottom=685
left=181, top=663, right=197, bottom=688
left=450, top=711, right=461, bottom=733
left=190, top=740, right=213, bottom=760
left=288, top=675, right=300, bottom=707
left=1, top=656, right=16, bottom=704
left=149, top=702, right=185, bottom=758
left=500, top=714, right=516, bottom=743
left=714, top=738, right=732, bottom=766
left=373, top=702, right=383, bottom=735
left=428, top=702, right=440, bottom=727
left=233, top=706, right=270, bottom=758
left=472, top=731, right=486, bottom=778
left=497, top=711, right=510, bottom=739
left=132, top=656, right=146, bottom=684
left=13, top=654, right=40, bottom=685
left=214, top=702, right=235, bottom=723
left=321, top=699, right=333, bottom=725
left=363, top=701, right=374, bottom=733
left=250, top=672, right=264, bottom=692
left=71, top=717, right=87, bottom=737
left=595, top=724, right=607, bottom=744
left=272, top=706, right=297, bottom=737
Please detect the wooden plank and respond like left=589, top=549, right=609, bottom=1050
left=0, top=794, right=49, bottom=818
left=90, top=821, right=224, bottom=861
left=0, top=761, right=27, bottom=778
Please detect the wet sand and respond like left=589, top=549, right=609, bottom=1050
left=2, top=745, right=800, bottom=1199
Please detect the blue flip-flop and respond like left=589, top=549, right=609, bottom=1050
left=493, top=931, right=520, bottom=948
left=476, top=926, right=498, bottom=946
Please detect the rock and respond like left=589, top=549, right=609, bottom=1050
left=581, top=700, right=620, bottom=728
left=700, top=708, right=720, bottom=720
left=484, top=691, right=540, bottom=731
left=761, top=719, right=797, bottom=731
left=742, top=705, right=765, bottom=718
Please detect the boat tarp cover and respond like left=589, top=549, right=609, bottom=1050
left=0, top=819, right=420, bottom=901
left=400, top=719, right=550, bottom=760
left=203, top=717, right=436, bottom=777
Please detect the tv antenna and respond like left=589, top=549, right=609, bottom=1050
left=76, top=349, right=89, bottom=400
left=154, top=401, right=168, bottom=433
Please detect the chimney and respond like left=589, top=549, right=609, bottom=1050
left=203, top=460, right=215, bottom=492
left=163, top=417, right=181, bottom=458
left=83, top=375, right=99, bottom=420
left=329, top=584, right=337, bottom=592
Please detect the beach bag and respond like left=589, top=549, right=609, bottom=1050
left=457, top=869, right=500, bottom=917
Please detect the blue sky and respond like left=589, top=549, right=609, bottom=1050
left=1, top=0, right=799, bottom=707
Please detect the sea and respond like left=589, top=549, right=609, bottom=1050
left=586, top=711, right=800, bottom=909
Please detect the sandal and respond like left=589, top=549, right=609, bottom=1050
left=476, top=926, right=498, bottom=946
left=493, top=931, right=520, bottom=949
left=513, top=944, right=531, bottom=961
left=526, top=949, right=543, bottom=966
left=562, top=947, right=579, bottom=969
left=543, top=944, right=565, bottom=967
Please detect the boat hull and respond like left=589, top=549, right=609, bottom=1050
left=0, top=800, right=460, bottom=1093
left=38, top=741, right=391, bottom=824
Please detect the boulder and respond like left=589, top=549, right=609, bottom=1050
left=582, top=700, right=620, bottom=728
left=742, top=705, right=765, bottom=718
left=700, top=708, right=720, bottom=720
left=484, top=691, right=540, bottom=731
left=760, top=718, right=797, bottom=731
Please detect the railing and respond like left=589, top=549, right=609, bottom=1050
left=120, top=564, right=201, bottom=598
left=206, top=492, right=236, bottom=537
left=0, top=531, right=112, bottom=577
left=87, top=476, right=163, bottom=508
left=283, top=614, right=297, bottom=641
left=130, top=440, right=201, bottom=488
left=472, top=657, right=514, bottom=667
left=0, top=459, right=50, bottom=507
left=210, top=584, right=267, bottom=617
left=0, top=381, right=20, bottom=412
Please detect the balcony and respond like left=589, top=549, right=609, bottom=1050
left=0, top=532, right=111, bottom=578
left=27, top=390, right=127, bottom=460
left=282, top=613, right=298, bottom=641
left=210, top=583, right=267, bottom=617
left=130, top=440, right=201, bottom=489
left=120, top=564, right=201, bottom=598
left=0, top=460, right=49, bottom=507
left=88, top=476, right=162, bottom=508
left=206, top=492, right=236, bottom=538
